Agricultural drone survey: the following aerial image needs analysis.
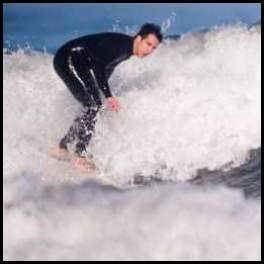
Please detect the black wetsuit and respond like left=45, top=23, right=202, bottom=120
left=53, top=33, right=134, bottom=156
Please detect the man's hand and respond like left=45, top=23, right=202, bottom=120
left=106, top=97, right=121, bottom=112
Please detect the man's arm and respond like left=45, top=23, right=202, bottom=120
left=92, top=63, right=112, bottom=98
left=91, top=63, right=121, bottom=112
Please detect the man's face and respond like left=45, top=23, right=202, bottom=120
left=135, top=34, right=160, bottom=57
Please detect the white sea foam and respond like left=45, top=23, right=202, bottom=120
left=3, top=179, right=261, bottom=261
left=91, top=24, right=261, bottom=184
left=3, top=24, right=261, bottom=260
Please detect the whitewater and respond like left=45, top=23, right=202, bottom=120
left=3, top=24, right=261, bottom=260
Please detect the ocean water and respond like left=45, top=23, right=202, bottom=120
left=3, top=4, right=261, bottom=261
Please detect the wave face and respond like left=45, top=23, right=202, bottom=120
left=90, top=24, right=260, bottom=185
left=3, top=24, right=261, bottom=260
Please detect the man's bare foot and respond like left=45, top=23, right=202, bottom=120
left=50, top=147, right=72, bottom=161
left=71, top=157, right=96, bottom=172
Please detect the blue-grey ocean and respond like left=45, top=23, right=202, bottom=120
left=3, top=3, right=261, bottom=261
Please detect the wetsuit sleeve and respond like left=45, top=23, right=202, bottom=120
left=93, top=63, right=113, bottom=98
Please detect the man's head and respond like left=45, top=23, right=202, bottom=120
left=133, top=23, right=163, bottom=58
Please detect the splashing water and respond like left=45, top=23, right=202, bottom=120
left=3, top=23, right=261, bottom=260
left=161, top=12, right=178, bottom=33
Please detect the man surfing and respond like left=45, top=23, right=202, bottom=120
left=52, top=23, right=163, bottom=172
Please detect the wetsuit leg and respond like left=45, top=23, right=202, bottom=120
left=54, top=48, right=102, bottom=156
left=72, top=106, right=100, bottom=156
left=59, top=106, right=100, bottom=156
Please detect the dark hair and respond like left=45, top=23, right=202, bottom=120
left=136, top=23, right=163, bottom=43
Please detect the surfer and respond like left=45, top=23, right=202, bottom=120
left=52, top=23, right=163, bottom=172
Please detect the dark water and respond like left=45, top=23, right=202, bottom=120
left=190, top=148, right=261, bottom=198
left=132, top=148, right=261, bottom=199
